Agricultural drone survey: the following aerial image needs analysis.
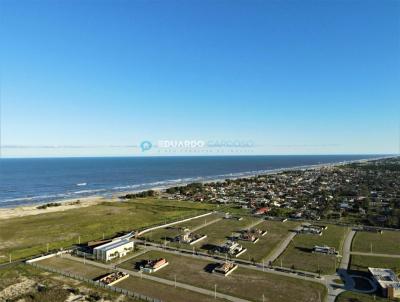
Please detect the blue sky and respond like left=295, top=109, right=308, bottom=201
left=1, top=0, right=399, bottom=157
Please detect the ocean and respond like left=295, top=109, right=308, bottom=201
left=0, top=155, right=383, bottom=208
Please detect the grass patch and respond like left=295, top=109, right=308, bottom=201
left=0, top=198, right=216, bottom=263
left=352, top=231, right=400, bottom=255
left=118, top=276, right=228, bottom=302
left=118, top=250, right=326, bottom=302
left=350, top=255, right=400, bottom=274
left=274, top=224, right=348, bottom=274
left=37, top=256, right=111, bottom=279
left=336, top=291, right=387, bottom=302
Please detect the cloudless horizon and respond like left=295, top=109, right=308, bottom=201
left=1, top=0, right=399, bottom=157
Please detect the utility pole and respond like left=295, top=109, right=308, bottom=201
left=78, top=235, right=81, bottom=245
left=370, top=243, right=373, bottom=253
left=9, top=254, right=11, bottom=263
left=214, top=284, right=217, bottom=299
left=174, top=274, right=177, bottom=288
left=46, top=243, right=49, bottom=253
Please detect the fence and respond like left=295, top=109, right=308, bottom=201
left=27, top=262, right=163, bottom=302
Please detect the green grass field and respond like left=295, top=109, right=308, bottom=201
left=117, top=276, right=228, bottom=302
left=352, top=231, right=400, bottom=255
left=350, top=255, right=400, bottom=274
left=0, top=198, right=216, bottom=263
left=336, top=291, right=387, bottom=302
left=118, top=250, right=326, bottom=302
left=37, top=256, right=111, bottom=279
left=237, top=220, right=300, bottom=262
left=274, top=224, right=349, bottom=274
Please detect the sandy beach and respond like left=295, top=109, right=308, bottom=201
left=0, top=195, right=110, bottom=220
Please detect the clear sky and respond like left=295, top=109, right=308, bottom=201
left=1, top=0, right=399, bottom=157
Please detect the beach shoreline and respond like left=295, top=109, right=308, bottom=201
left=0, top=195, right=107, bottom=220
left=0, top=155, right=394, bottom=220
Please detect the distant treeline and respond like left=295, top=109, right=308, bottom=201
left=166, top=182, right=203, bottom=194
left=122, top=190, right=157, bottom=199
left=36, top=202, right=62, bottom=210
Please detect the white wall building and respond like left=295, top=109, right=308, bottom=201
left=93, top=238, right=134, bottom=261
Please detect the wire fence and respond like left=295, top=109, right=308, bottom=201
left=27, top=262, right=163, bottom=302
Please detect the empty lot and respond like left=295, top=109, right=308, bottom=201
left=274, top=224, right=348, bottom=274
left=118, top=250, right=326, bottom=302
left=352, top=231, right=400, bottom=255
left=350, top=255, right=400, bottom=274
left=37, top=256, right=110, bottom=279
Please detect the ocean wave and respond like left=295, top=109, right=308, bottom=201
left=73, top=189, right=106, bottom=194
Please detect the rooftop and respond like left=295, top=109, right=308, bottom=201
left=369, top=267, right=400, bottom=289
left=94, top=238, right=132, bottom=252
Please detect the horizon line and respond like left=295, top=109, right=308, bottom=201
left=0, top=153, right=397, bottom=160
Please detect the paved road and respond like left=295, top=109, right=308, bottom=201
left=325, top=229, right=356, bottom=302
left=65, top=254, right=250, bottom=302
left=339, top=230, right=355, bottom=270
left=263, top=226, right=300, bottom=264
left=350, top=251, right=400, bottom=258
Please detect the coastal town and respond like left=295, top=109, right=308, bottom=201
left=1, top=157, right=399, bottom=302
left=152, top=157, right=400, bottom=228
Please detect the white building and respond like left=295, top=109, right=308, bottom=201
left=369, top=267, right=400, bottom=298
left=93, top=234, right=134, bottom=261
